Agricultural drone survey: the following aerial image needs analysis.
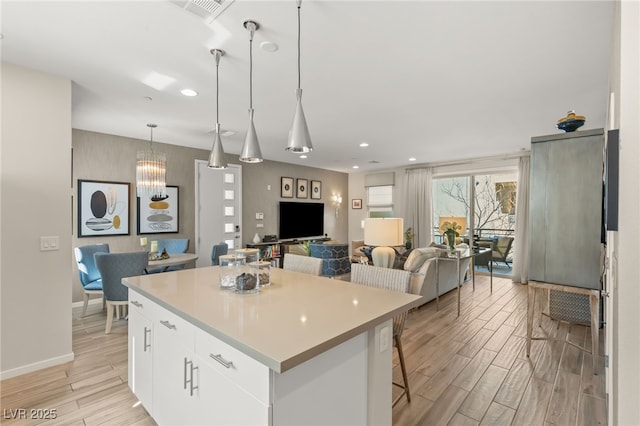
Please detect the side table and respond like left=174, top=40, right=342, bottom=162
left=435, top=247, right=492, bottom=316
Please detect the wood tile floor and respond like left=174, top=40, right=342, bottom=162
left=0, top=275, right=606, bottom=425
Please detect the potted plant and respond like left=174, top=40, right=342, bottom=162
left=404, top=227, right=414, bottom=250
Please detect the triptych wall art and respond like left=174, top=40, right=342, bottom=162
left=281, top=177, right=322, bottom=199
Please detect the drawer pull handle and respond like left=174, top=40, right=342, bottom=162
left=184, top=358, right=199, bottom=396
left=131, top=300, right=143, bottom=308
left=143, top=327, right=151, bottom=352
left=210, top=353, right=234, bottom=369
left=160, top=320, right=176, bottom=330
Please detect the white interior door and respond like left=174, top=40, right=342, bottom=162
left=195, top=161, right=242, bottom=268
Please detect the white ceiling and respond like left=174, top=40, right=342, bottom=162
left=1, top=1, right=614, bottom=173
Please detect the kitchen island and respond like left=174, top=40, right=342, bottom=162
left=123, top=266, right=421, bottom=425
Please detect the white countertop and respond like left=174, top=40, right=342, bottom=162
left=123, top=266, right=422, bottom=373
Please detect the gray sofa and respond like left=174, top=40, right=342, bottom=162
left=402, top=245, right=472, bottom=306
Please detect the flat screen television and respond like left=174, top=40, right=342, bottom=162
left=279, top=202, right=324, bottom=240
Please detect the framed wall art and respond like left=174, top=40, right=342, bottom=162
left=311, top=180, right=322, bottom=199
left=281, top=177, right=294, bottom=198
left=297, top=178, right=308, bottom=198
left=352, top=199, right=362, bottom=209
left=137, top=185, right=179, bottom=234
left=78, top=179, right=130, bottom=237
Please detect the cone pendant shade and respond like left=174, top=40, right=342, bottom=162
left=239, top=20, right=263, bottom=163
left=286, top=88, right=313, bottom=153
left=240, top=109, right=263, bottom=163
left=208, top=48, right=228, bottom=169
left=208, top=123, right=227, bottom=169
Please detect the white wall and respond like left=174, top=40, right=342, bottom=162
left=1, top=63, right=73, bottom=379
left=614, top=0, right=640, bottom=423
left=347, top=167, right=408, bottom=252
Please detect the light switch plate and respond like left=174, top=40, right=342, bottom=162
left=40, top=236, right=59, bottom=251
left=256, top=212, right=264, bottom=220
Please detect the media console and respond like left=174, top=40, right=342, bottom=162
left=246, top=237, right=330, bottom=268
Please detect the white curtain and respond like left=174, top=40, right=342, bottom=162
left=405, top=168, right=433, bottom=247
left=511, top=156, right=530, bottom=283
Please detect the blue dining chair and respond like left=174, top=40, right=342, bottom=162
left=146, top=238, right=190, bottom=274
left=94, top=251, right=148, bottom=334
left=211, top=242, right=228, bottom=265
left=74, top=243, right=110, bottom=317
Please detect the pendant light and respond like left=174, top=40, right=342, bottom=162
left=136, top=123, right=167, bottom=198
left=285, top=0, right=313, bottom=153
left=240, top=20, right=263, bottom=163
left=208, top=48, right=228, bottom=169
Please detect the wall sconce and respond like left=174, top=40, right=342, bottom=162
left=332, top=194, right=342, bottom=217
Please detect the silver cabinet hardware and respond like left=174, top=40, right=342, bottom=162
left=131, top=300, right=143, bottom=308
left=143, top=326, right=151, bottom=352
left=184, top=358, right=198, bottom=396
left=210, top=353, right=234, bottom=369
left=160, top=320, right=176, bottom=330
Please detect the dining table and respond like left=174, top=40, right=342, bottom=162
left=146, top=252, right=199, bottom=273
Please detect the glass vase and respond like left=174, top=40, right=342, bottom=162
left=445, top=232, right=457, bottom=253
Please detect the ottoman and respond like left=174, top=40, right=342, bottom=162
left=309, top=243, right=351, bottom=277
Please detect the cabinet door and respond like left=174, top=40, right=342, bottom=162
left=153, top=315, right=199, bottom=425
left=530, top=133, right=603, bottom=289
left=196, top=356, right=271, bottom=426
left=128, top=307, right=153, bottom=412
left=544, top=136, right=603, bottom=288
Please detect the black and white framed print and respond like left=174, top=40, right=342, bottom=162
left=311, top=180, right=322, bottom=199
left=297, top=178, right=308, bottom=198
left=137, top=185, right=179, bottom=234
left=78, top=179, right=130, bottom=237
left=281, top=177, right=294, bottom=198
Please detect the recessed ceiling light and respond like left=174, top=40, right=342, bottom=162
left=352, top=165, right=359, bottom=169
left=181, top=89, right=198, bottom=97
left=359, top=142, right=369, bottom=147
left=408, top=157, right=416, bottom=162
left=260, top=41, right=279, bottom=52
left=300, top=155, right=307, bottom=159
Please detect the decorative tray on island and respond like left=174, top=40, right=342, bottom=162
left=148, top=250, right=170, bottom=261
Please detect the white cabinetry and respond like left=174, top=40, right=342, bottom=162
left=127, top=286, right=392, bottom=425
left=128, top=292, right=154, bottom=413
left=129, top=290, right=270, bottom=426
left=152, top=308, right=199, bottom=425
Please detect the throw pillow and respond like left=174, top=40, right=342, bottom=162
left=403, top=250, right=430, bottom=272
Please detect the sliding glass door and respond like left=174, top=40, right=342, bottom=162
left=433, top=172, right=517, bottom=276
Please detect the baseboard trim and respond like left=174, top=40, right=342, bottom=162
left=0, top=352, right=75, bottom=381
left=71, top=297, right=102, bottom=309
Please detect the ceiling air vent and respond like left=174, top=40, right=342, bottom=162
left=169, top=0, right=235, bottom=23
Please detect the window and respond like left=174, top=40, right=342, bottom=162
left=367, top=185, right=393, bottom=217
left=432, top=173, right=517, bottom=238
